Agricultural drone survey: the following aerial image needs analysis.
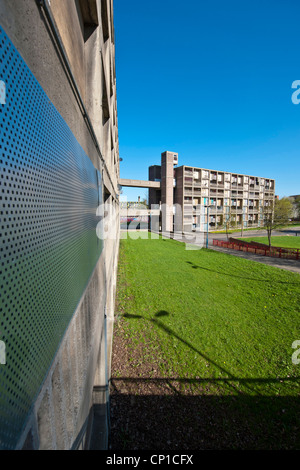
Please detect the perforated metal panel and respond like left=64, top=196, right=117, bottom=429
left=0, top=25, right=103, bottom=449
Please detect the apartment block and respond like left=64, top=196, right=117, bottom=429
left=149, top=152, right=275, bottom=232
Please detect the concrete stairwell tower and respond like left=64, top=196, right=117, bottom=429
left=161, top=151, right=178, bottom=232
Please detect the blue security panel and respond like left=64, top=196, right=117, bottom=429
left=0, top=25, right=103, bottom=449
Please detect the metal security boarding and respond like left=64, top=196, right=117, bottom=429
left=0, top=25, right=103, bottom=449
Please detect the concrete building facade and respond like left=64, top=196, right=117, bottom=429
left=0, top=0, right=119, bottom=450
left=149, top=152, right=275, bottom=232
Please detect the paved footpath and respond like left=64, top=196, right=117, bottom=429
left=209, top=244, right=300, bottom=275
left=208, top=226, right=300, bottom=275
left=158, top=229, right=300, bottom=275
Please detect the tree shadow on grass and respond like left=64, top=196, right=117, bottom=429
left=123, top=311, right=169, bottom=320
left=122, top=311, right=299, bottom=395
left=186, top=261, right=300, bottom=285
left=123, top=313, right=143, bottom=319
left=112, top=310, right=300, bottom=450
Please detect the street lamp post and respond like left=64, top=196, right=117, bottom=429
left=206, top=204, right=213, bottom=249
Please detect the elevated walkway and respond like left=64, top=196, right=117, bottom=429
left=119, top=178, right=160, bottom=189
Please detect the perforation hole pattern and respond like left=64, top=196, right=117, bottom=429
left=0, top=25, right=103, bottom=449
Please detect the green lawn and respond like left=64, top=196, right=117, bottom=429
left=114, top=236, right=300, bottom=448
left=240, top=235, right=300, bottom=249
left=116, top=236, right=300, bottom=395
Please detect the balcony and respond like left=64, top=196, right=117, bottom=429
left=184, top=177, right=193, bottom=184
left=184, top=205, right=193, bottom=213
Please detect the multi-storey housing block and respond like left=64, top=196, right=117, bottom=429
left=149, top=152, right=275, bottom=232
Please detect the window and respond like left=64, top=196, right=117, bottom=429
left=101, top=60, right=110, bottom=124
left=101, top=0, right=110, bottom=42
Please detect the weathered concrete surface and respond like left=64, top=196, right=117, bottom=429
left=120, top=178, right=161, bottom=189
left=0, top=0, right=120, bottom=450
left=0, top=0, right=119, bottom=197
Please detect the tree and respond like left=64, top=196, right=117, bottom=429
left=261, top=197, right=293, bottom=247
left=294, top=196, right=300, bottom=220
left=223, top=207, right=236, bottom=240
left=141, top=198, right=148, bottom=208
left=143, top=190, right=149, bottom=208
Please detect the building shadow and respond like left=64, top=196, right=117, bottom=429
left=110, top=310, right=300, bottom=449
left=109, top=380, right=300, bottom=450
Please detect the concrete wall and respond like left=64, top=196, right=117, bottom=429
left=0, top=0, right=119, bottom=450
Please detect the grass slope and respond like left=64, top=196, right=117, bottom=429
left=113, top=236, right=300, bottom=448
left=116, top=236, right=300, bottom=395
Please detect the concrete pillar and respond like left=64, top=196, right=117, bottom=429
left=161, top=151, right=178, bottom=232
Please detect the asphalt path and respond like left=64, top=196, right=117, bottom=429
left=209, top=226, right=300, bottom=243
left=158, top=226, right=300, bottom=274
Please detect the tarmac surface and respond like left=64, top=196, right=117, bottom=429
left=160, top=226, right=300, bottom=275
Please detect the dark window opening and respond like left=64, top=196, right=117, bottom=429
left=101, top=0, right=110, bottom=42
left=78, top=0, right=99, bottom=42
left=104, top=187, right=110, bottom=203
left=102, top=63, right=110, bottom=125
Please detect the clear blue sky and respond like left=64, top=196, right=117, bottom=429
left=114, top=0, right=300, bottom=201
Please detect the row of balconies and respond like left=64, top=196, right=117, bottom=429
left=183, top=205, right=262, bottom=214
left=185, top=214, right=259, bottom=223
left=184, top=175, right=274, bottom=190
left=185, top=216, right=259, bottom=228
left=184, top=167, right=274, bottom=183
left=184, top=185, right=274, bottom=195
left=184, top=197, right=273, bottom=205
